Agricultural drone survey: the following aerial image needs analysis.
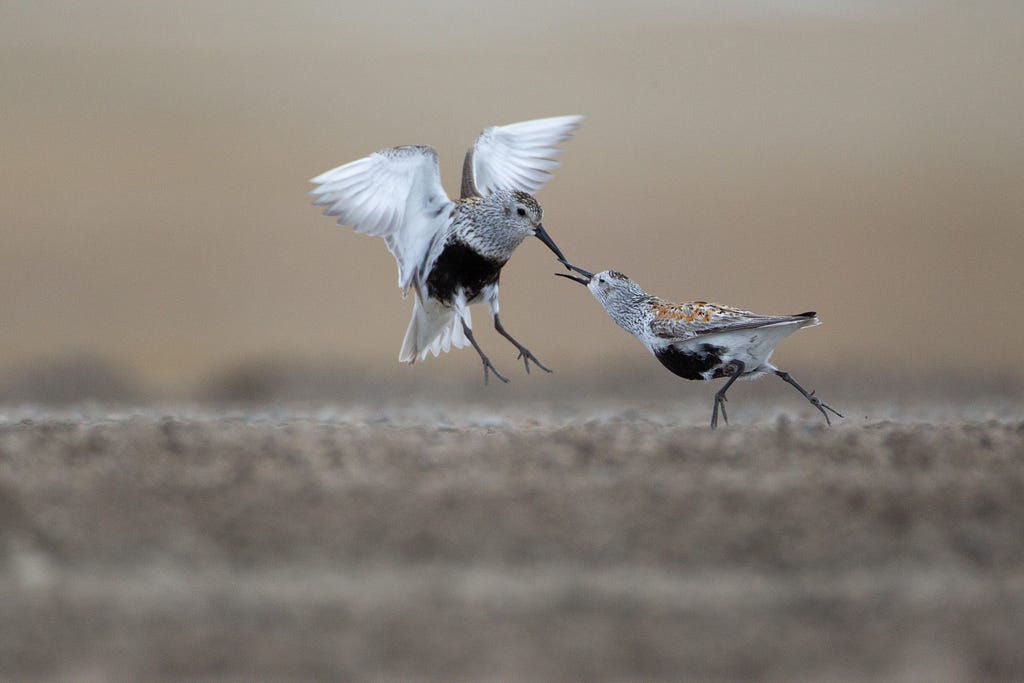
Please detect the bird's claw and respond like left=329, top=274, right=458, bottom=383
left=516, top=349, right=553, bottom=375
left=481, top=358, right=510, bottom=386
left=808, top=399, right=841, bottom=426
left=711, top=395, right=729, bottom=430
left=804, top=389, right=843, bottom=424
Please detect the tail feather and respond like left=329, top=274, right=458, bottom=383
left=399, top=293, right=471, bottom=363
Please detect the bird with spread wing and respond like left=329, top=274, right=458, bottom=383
left=310, top=116, right=583, bottom=384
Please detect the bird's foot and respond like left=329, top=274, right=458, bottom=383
left=775, top=371, right=842, bottom=426
left=710, top=361, right=743, bottom=429
left=514, top=346, right=553, bottom=375
left=710, top=394, right=729, bottom=430
left=480, top=355, right=510, bottom=386
left=463, top=319, right=509, bottom=386
left=492, top=315, right=552, bottom=375
left=807, top=390, right=843, bottom=425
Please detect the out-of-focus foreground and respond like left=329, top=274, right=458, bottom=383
left=1, top=400, right=1022, bottom=681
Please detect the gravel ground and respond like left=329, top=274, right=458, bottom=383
left=1, top=398, right=1022, bottom=681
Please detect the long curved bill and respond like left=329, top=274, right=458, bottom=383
left=554, top=262, right=594, bottom=286
left=533, top=224, right=570, bottom=266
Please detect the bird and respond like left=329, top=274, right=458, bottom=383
left=556, top=264, right=842, bottom=428
left=309, top=115, right=583, bottom=385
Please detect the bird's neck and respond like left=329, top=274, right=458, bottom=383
left=605, top=295, right=657, bottom=339
left=451, top=202, right=526, bottom=261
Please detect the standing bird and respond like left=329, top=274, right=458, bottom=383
left=556, top=265, right=842, bottom=428
left=310, top=116, right=583, bottom=384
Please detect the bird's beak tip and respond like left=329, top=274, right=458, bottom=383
left=554, top=272, right=591, bottom=286
left=562, top=262, right=595, bottom=279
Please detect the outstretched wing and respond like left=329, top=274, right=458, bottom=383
left=311, top=145, right=454, bottom=293
left=650, top=303, right=818, bottom=341
left=460, top=115, right=584, bottom=199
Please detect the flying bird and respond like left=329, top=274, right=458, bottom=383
left=556, top=265, right=842, bottom=428
left=310, top=116, right=583, bottom=384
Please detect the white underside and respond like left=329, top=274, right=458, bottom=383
left=668, top=318, right=819, bottom=380
left=399, top=292, right=472, bottom=363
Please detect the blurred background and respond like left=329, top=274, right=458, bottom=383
left=2, top=0, right=1022, bottom=402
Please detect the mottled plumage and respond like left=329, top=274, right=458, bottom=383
left=557, top=266, right=841, bottom=428
left=310, top=116, right=583, bottom=384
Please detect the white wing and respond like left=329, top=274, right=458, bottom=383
left=311, top=145, right=454, bottom=293
left=461, top=115, right=584, bottom=198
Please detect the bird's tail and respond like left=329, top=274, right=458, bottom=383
left=399, top=292, right=471, bottom=363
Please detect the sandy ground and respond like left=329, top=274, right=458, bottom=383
left=1, top=397, right=1023, bottom=681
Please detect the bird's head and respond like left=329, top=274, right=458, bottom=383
left=497, top=190, right=567, bottom=263
left=504, top=190, right=542, bottom=230
left=556, top=265, right=647, bottom=309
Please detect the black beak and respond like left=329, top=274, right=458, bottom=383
left=533, top=224, right=570, bottom=266
left=555, top=273, right=589, bottom=285
left=554, top=262, right=594, bottom=286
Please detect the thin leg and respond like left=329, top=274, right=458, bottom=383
left=711, top=361, right=745, bottom=430
left=462, top=320, right=509, bottom=385
left=774, top=370, right=843, bottom=425
left=493, top=314, right=552, bottom=374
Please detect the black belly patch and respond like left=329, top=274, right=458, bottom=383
left=654, top=344, right=727, bottom=380
left=426, top=241, right=504, bottom=304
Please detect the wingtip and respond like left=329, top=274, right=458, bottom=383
left=542, top=114, right=585, bottom=131
left=548, top=113, right=585, bottom=123
left=309, top=168, right=337, bottom=184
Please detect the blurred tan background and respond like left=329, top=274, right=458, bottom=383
left=2, top=1, right=1022, bottom=396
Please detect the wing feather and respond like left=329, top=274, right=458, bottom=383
left=651, top=313, right=818, bottom=341
left=310, top=145, right=453, bottom=292
left=462, top=115, right=583, bottom=198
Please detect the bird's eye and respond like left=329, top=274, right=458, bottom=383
left=516, top=207, right=526, bottom=217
